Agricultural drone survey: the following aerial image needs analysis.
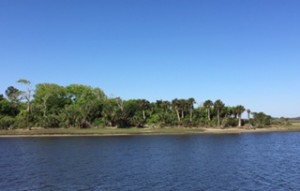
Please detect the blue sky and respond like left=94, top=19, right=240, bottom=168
left=0, top=0, right=299, bottom=117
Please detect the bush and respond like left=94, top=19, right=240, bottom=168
left=0, top=116, right=15, bottom=130
left=92, top=118, right=106, bottom=128
left=208, top=118, right=218, bottom=127
left=147, top=114, right=161, bottom=127
left=44, top=114, right=61, bottom=128
left=222, top=117, right=238, bottom=127
left=14, top=110, right=29, bottom=129
left=271, top=117, right=290, bottom=126
left=253, top=112, right=271, bottom=128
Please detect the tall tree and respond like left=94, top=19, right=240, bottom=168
left=153, top=100, right=172, bottom=125
left=232, top=107, right=238, bottom=119
left=115, top=97, right=124, bottom=111
left=102, top=98, right=120, bottom=126
left=5, top=86, right=21, bottom=103
left=65, top=84, right=106, bottom=128
left=214, top=100, right=225, bottom=127
left=203, top=100, right=213, bottom=121
left=247, top=109, right=251, bottom=122
left=235, top=105, right=245, bottom=127
left=155, top=100, right=171, bottom=114
left=187, top=98, right=196, bottom=122
left=172, top=99, right=181, bottom=122
left=34, top=83, right=67, bottom=127
left=17, top=79, right=32, bottom=113
left=139, top=99, right=150, bottom=120
left=224, top=106, right=234, bottom=118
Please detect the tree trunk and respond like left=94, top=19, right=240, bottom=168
left=27, top=101, right=30, bottom=113
left=238, top=114, right=242, bottom=127
left=217, top=110, right=220, bottom=127
left=207, top=109, right=211, bottom=121
left=142, top=110, right=146, bottom=120
left=43, top=98, right=47, bottom=118
left=26, top=89, right=31, bottom=113
left=176, top=110, right=181, bottom=122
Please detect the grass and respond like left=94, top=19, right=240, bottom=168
left=291, top=122, right=300, bottom=126
left=0, top=127, right=206, bottom=136
left=1, top=125, right=300, bottom=137
left=286, top=122, right=300, bottom=131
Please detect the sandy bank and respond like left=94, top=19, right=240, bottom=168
left=0, top=126, right=299, bottom=137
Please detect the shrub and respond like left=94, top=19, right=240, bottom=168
left=92, top=118, right=106, bottom=128
left=253, top=112, right=271, bottom=128
left=0, top=116, right=15, bottom=130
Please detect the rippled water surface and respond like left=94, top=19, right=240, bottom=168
left=1, top=133, right=300, bottom=190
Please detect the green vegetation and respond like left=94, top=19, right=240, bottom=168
left=292, top=122, right=300, bottom=126
left=0, top=128, right=206, bottom=136
left=0, top=79, right=280, bottom=130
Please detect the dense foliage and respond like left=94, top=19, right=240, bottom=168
left=0, top=80, right=274, bottom=129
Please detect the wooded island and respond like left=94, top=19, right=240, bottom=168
left=0, top=79, right=285, bottom=130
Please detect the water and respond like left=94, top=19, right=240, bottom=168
left=1, top=133, right=300, bottom=191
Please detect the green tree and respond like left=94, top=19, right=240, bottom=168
left=172, top=99, right=181, bottom=122
left=64, top=84, right=106, bottom=128
left=214, top=100, right=225, bottom=127
left=171, top=99, right=192, bottom=125
left=247, top=109, right=251, bottom=123
left=203, top=100, right=213, bottom=121
left=34, top=83, right=67, bottom=127
left=187, top=98, right=196, bottom=122
left=0, top=94, right=4, bottom=101
left=139, top=99, right=151, bottom=120
left=252, top=112, right=271, bottom=128
left=0, top=96, right=20, bottom=129
left=235, top=105, right=245, bottom=127
left=5, top=86, right=21, bottom=103
left=101, top=98, right=122, bottom=127
left=149, top=100, right=174, bottom=127
left=278, top=117, right=289, bottom=126
left=119, top=99, right=150, bottom=127
left=0, top=98, right=19, bottom=117
left=17, top=79, right=32, bottom=113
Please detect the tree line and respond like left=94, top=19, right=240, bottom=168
left=0, top=80, right=276, bottom=129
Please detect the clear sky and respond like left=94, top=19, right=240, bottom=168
left=0, top=0, right=299, bottom=117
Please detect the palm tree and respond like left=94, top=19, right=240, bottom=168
left=139, top=99, right=150, bottom=120
left=156, top=100, right=170, bottom=114
left=171, top=99, right=188, bottom=123
left=214, top=100, right=224, bottom=127
left=232, top=106, right=238, bottom=119
left=187, top=98, right=196, bottom=122
left=247, top=109, right=251, bottom=121
left=162, top=101, right=171, bottom=114
left=224, top=106, right=234, bottom=118
left=235, top=105, right=245, bottom=127
left=203, top=100, right=213, bottom=121
left=246, top=109, right=252, bottom=127
left=155, top=100, right=171, bottom=125
left=172, top=99, right=181, bottom=122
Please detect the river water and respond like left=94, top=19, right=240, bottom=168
left=1, top=133, right=300, bottom=190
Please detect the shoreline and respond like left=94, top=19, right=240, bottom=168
left=0, top=126, right=300, bottom=137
